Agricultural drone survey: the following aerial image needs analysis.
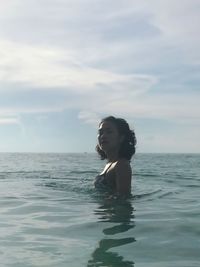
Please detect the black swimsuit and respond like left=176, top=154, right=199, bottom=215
left=94, top=163, right=113, bottom=190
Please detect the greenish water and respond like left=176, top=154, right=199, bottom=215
left=0, top=153, right=199, bottom=267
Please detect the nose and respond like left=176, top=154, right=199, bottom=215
left=98, top=132, right=106, bottom=142
left=101, top=131, right=108, bottom=139
left=101, top=132, right=105, bottom=138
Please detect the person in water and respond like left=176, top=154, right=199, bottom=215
left=95, top=116, right=136, bottom=197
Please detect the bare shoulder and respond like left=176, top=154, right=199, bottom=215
left=115, top=159, right=131, bottom=172
left=114, top=159, right=132, bottom=196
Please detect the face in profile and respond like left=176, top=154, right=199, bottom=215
left=98, top=121, right=123, bottom=153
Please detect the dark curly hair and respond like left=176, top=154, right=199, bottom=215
left=96, top=116, right=137, bottom=160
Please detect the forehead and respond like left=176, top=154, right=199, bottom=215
left=99, top=121, right=117, bottom=130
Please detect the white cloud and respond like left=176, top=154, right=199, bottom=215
left=0, top=1, right=199, bottom=129
left=0, top=38, right=157, bottom=91
left=0, top=0, right=199, bottom=152
left=78, top=111, right=100, bottom=127
left=75, top=88, right=200, bottom=127
left=0, top=116, right=20, bottom=125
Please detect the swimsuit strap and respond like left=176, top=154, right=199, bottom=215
left=104, top=162, right=113, bottom=175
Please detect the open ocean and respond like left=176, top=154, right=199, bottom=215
left=0, top=152, right=199, bottom=267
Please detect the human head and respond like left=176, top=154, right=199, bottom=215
left=96, top=116, right=136, bottom=160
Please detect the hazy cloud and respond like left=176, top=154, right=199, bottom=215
left=0, top=0, right=199, bottom=151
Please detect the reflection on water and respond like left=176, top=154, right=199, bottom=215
left=88, top=199, right=135, bottom=267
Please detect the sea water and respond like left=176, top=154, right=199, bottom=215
left=0, top=153, right=199, bottom=267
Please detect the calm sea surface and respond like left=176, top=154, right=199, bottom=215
left=0, top=153, right=199, bottom=267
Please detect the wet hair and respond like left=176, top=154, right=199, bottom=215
left=96, top=116, right=137, bottom=160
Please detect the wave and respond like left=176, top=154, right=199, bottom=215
left=69, top=170, right=98, bottom=175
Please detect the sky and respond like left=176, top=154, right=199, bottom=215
left=0, top=0, right=200, bottom=153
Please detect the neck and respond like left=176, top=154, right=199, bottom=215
left=106, top=149, right=119, bottom=162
